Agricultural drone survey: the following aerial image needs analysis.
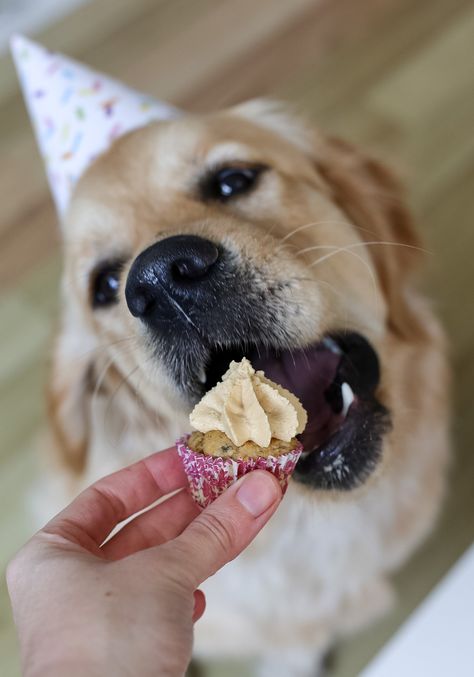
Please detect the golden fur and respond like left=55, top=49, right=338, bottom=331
left=41, top=100, right=449, bottom=675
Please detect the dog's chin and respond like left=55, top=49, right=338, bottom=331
left=185, top=331, right=391, bottom=491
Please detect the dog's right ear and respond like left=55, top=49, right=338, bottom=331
left=230, top=99, right=315, bottom=154
left=313, top=136, right=426, bottom=340
left=47, top=293, right=96, bottom=475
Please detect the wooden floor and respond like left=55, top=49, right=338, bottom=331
left=1, top=0, right=473, bottom=675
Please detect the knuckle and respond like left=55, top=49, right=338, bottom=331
left=195, top=512, right=237, bottom=554
left=151, top=543, right=200, bottom=593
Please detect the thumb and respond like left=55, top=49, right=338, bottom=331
left=168, top=470, right=282, bottom=588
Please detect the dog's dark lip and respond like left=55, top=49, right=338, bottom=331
left=196, top=331, right=384, bottom=476
left=293, top=396, right=391, bottom=489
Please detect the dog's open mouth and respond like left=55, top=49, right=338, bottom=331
left=200, top=331, right=391, bottom=490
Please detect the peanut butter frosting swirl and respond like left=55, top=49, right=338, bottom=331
left=189, top=358, right=307, bottom=447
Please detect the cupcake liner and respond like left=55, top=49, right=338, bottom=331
left=176, top=435, right=303, bottom=508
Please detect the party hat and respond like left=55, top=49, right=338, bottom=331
left=10, top=34, right=180, bottom=218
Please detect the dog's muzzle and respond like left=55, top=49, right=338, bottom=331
left=125, top=235, right=391, bottom=491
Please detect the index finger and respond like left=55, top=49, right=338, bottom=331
left=43, top=446, right=188, bottom=550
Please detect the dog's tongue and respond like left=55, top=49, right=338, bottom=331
left=252, top=345, right=342, bottom=451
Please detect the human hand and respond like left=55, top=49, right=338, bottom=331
left=6, top=447, right=282, bottom=677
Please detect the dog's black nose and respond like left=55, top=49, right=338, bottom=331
left=125, top=235, right=219, bottom=320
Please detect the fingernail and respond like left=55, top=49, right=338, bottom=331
left=236, top=471, right=281, bottom=517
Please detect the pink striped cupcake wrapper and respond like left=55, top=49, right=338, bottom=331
left=176, top=435, right=303, bottom=508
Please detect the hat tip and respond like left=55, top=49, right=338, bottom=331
left=9, top=33, right=30, bottom=58
left=10, top=34, right=47, bottom=71
left=10, top=33, right=24, bottom=49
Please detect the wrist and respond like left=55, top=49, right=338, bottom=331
left=19, top=627, right=107, bottom=677
left=23, top=655, right=104, bottom=677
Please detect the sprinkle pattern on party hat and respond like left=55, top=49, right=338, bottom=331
left=10, top=34, right=180, bottom=219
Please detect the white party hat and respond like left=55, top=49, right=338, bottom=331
left=10, top=34, right=180, bottom=218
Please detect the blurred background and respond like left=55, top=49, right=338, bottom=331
left=1, top=0, right=473, bottom=675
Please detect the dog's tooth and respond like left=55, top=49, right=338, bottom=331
left=197, top=367, right=207, bottom=384
left=341, top=382, right=355, bottom=417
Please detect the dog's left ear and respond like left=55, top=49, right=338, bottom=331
left=314, top=136, right=425, bottom=339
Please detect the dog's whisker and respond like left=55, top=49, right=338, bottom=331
left=91, top=356, right=115, bottom=407
left=294, top=239, right=430, bottom=260
left=293, top=244, right=343, bottom=258
left=111, top=364, right=153, bottom=435
left=94, top=355, right=156, bottom=448
left=277, top=219, right=379, bottom=246
left=309, top=245, right=369, bottom=270
left=273, top=242, right=300, bottom=256
left=77, top=335, right=137, bottom=361
left=287, top=345, right=297, bottom=368
left=309, top=245, right=380, bottom=317
left=314, top=279, right=346, bottom=303
left=279, top=220, right=342, bottom=244
left=316, top=240, right=430, bottom=257
left=300, top=344, right=312, bottom=372
left=361, top=240, right=432, bottom=255
left=104, top=364, right=141, bottom=424
left=87, top=343, right=141, bottom=394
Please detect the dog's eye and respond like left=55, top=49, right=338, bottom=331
left=201, top=166, right=266, bottom=201
left=91, top=261, right=123, bottom=308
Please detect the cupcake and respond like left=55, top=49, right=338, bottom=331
left=177, top=358, right=307, bottom=507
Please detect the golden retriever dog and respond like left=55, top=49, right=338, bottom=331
left=40, top=100, right=449, bottom=676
